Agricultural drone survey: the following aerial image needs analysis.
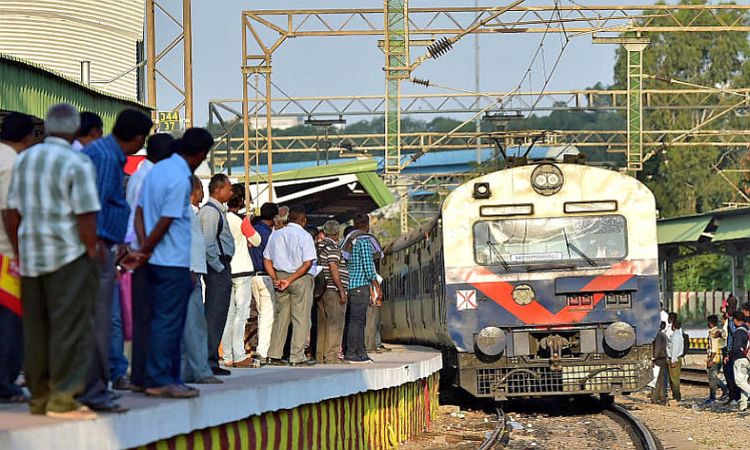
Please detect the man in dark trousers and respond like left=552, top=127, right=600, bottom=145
left=729, top=311, right=750, bottom=411
left=199, top=174, right=235, bottom=376
left=0, top=112, right=35, bottom=404
left=343, top=214, right=382, bottom=363
left=79, top=109, right=153, bottom=413
left=137, top=128, right=213, bottom=398
left=651, top=321, right=668, bottom=405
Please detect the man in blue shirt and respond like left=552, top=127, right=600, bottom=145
left=79, top=109, right=152, bottom=413
left=136, top=128, right=213, bottom=398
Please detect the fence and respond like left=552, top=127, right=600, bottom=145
left=670, top=291, right=749, bottom=323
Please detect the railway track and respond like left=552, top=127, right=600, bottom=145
left=602, top=404, right=660, bottom=450
left=476, top=399, right=660, bottom=450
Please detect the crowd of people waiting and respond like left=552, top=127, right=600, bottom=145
left=651, top=294, right=750, bottom=411
left=0, top=104, right=387, bottom=420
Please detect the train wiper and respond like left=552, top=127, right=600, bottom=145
left=486, top=240, right=510, bottom=272
left=563, top=229, right=597, bottom=267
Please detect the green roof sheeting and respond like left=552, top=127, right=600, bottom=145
left=356, top=171, right=395, bottom=208
left=657, top=216, right=711, bottom=245
left=0, top=54, right=150, bottom=130
left=246, top=159, right=379, bottom=184
left=714, top=215, right=750, bottom=242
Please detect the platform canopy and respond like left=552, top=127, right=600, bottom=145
left=657, top=207, right=750, bottom=304
left=243, top=158, right=395, bottom=225
left=0, top=53, right=150, bottom=131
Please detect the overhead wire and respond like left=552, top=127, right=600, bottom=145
left=402, top=0, right=570, bottom=170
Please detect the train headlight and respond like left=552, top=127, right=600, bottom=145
left=475, top=327, right=506, bottom=357
left=512, top=284, right=535, bottom=306
left=604, top=322, right=636, bottom=352
left=530, top=164, right=564, bottom=196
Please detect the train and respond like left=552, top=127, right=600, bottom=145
left=380, top=153, right=660, bottom=401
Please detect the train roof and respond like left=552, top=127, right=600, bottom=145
left=383, top=217, right=438, bottom=255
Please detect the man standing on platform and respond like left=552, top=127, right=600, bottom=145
left=79, top=109, right=153, bottom=413
left=249, top=202, right=278, bottom=365
left=72, top=112, right=103, bottom=151
left=6, top=103, right=100, bottom=419
left=315, top=220, right=348, bottom=364
left=126, top=133, right=174, bottom=391
left=0, top=113, right=34, bottom=404
left=222, top=189, right=260, bottom=368
left=137, top=128, right=213, bottom=398
left=343, top=214, right=382, bottom=364
left=263, top=206, right=317, bottom=366
left=199, top=174, right=235, bottom=376
left=182, top=176, right=222, bottom=385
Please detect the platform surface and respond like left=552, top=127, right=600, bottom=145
left=0, top=345, right=441, bottom=450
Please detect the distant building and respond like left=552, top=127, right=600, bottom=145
left=0, top=0, right=145, bottom=101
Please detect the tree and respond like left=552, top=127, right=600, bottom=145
left=612, top=0, right=750, bottom=218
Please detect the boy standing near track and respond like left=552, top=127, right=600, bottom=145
left=651, top=321, right=668, bottom=405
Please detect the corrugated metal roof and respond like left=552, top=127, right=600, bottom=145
left=0, top=54, right=151, bottom=130
left=657, top=216, right=712, bottom=245
left=0, top=0, right=144, bottom=100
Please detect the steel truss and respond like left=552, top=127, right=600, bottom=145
left=239, top=4, right=750, bottom=189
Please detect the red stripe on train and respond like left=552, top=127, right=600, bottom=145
left=470, top=262, right=635, bottom=325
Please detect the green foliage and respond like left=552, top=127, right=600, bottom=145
left=673, top=254, right=732, bottom=291
left=613, top=0, right=750, bottom=218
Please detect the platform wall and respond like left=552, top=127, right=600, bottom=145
left=134, top=373, right=439, bottom=450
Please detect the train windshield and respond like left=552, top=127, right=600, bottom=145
left=473, top=215, right=627, bottom=268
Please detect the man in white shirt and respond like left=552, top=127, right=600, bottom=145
left=263, top=206, right=317, bottom=366
left=222, top=187, right=260, bottom=368
left=0, top=112, right=34, bottom=404
left=666, top=319, right=684, bottom=402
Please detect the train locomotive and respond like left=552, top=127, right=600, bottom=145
left=380, top=155, right=659, bottom=401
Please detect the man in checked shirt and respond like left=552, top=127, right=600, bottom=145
left=343, top=213, right=382, bottom=364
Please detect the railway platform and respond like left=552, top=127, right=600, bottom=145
left=0, top=346, right=441, bottom=450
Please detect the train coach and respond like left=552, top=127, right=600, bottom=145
left=380, top=155, right=659, bottom=401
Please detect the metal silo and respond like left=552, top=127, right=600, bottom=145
left=0, top=0, right=145, bottom=100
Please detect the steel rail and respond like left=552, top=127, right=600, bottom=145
left=604, top=404, right=659, bottom=450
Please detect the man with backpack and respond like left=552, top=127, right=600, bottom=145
left=705, top=315, right=727, bottom=404
left=729, top=311, right=750, bottom=411
left=199, top=174, right=235, bottom=376
left=667, top=319, right=684, bottom=402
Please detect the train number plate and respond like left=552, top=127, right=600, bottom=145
left=457, top=290, right=477, bottom=311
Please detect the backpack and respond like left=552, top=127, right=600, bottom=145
left=313, top=272, right=326, bottom=299
left=681, top=331, right=690, bottom=357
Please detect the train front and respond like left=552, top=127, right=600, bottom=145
left=442, top=162, right=659, bottom=400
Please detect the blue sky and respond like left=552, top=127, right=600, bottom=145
left=162, top=0, right=657, bottom=125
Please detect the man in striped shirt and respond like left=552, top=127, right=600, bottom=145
left=344, top=214, right=382, bottom=363
left=315, top=220, right=349, bottom=364
left=79, top=109, right=153, bottom=413
left=5, top=103, right=101, bottom=420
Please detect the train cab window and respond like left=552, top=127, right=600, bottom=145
left=473, top=215, right=627, bottom=269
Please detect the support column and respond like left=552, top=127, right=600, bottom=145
left=660, top=252, right=675, bottom=312
left=624, top=40, right=649, bottom=176
left=145, top=0, right=157, bottom=121
left=733, top=254, right=746, bottom=302
left=182, top=0, right=194, bottom=128
left=384, top=0, right=410, bottom=176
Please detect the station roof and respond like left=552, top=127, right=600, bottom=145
left=657, top=207, right=750, bottom=247
left=0, top=53, right=150, bottom=130
left=245, top=159, right=394, bottom=225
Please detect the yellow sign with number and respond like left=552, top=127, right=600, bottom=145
left=157, top=111, right=181, bottom=132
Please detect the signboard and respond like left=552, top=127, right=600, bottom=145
left=157, top=111, right=181, bottom=132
